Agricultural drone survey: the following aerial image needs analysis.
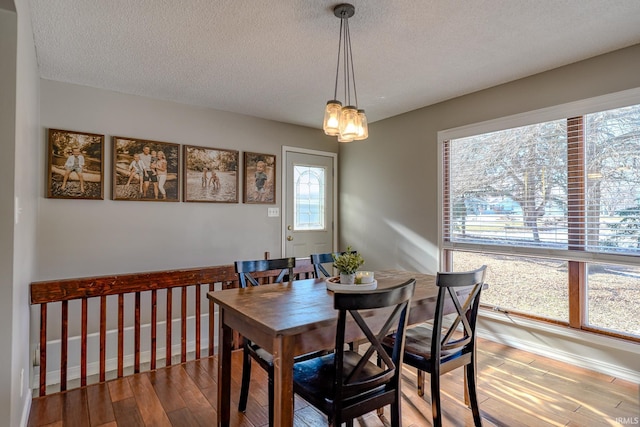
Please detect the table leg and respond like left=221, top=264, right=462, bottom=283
left=217, top=309, right=232, bottom=427
left=272, top=335, right=295, bottom=427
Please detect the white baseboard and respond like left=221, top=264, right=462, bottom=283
left=20, top=392, right=31, bottom=427
left=478, top=309, right=640, bottom=383
left=33, top=313, right=216, bottom=389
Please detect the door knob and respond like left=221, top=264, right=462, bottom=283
left=287, top=235, right=293, bottom=241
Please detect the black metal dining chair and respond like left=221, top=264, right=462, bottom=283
left=293, top=278, right=416, bottom=427
left=382, top=265, right=487, bottom=427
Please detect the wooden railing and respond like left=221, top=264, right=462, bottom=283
left=30, top=259, right=315, bottom=396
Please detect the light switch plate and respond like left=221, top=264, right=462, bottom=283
left=15, top=197, right=21, bottom=225
left=268, top=207, right=279, bottom=217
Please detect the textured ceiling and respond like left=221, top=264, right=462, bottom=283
left=28, top=0, right=640, bottom=129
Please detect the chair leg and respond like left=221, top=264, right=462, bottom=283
left=466, top=361, right=482, bottom=426
left=267, top=374, right=274, bottom=427
left=391, top=400, right=401, bottom=427
left=376, top=355, right=384, bottom=417
left=417, top=369, right=425, bottom=396
left=431, top=371, right=442, bottom=427
left=238, top=349, right=252, bottom=412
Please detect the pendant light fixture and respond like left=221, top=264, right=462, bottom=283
left=322, top=3, right=368, bottom=142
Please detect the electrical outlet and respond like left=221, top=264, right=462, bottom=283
left=267, top=207, right=279, bottom=217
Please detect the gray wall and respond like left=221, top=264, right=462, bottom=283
left=33, top=80, right=338, bottom=398
left=0, top=6, right=18, bottom=424
left=2, top=0, right=40, bottom=425
left=340, top=44, right=640, bottom=273
left=37, top=80, right=336, bottom=280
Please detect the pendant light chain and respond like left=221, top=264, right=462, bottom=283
left=332, top=18, right=344, bottom=102
left=343, top=16, right=350, bottom=106
left=348, top=18, right=359, bottom=109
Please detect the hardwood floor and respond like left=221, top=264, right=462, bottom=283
left=28, top=338, right=639, bottom=427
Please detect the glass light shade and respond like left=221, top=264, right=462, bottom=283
left=354, top=109, right=368, bottom=140
left=323, top=100, right=342, bottom=136
left=339, top=106, right=359, bottom=140
left=337, top=133, right=354, bottom=143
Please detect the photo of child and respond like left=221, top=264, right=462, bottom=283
left=47, top=129, right=104, bottom=200
left=183, top=145, right=238, bottom=203
left=244, top=152, right=275, bottom=204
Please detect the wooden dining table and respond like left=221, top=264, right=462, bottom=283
left=207, top=270, right=440, bottom=427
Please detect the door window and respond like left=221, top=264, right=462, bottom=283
left=294, top=165, right=326, bottom=230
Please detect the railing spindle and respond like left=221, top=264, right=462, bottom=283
left=99, top=295, right=106, bottom=382
left=209, top=283, right=215, bottom=357
left=81, top=298, right=88, bottom=387
left=181, top=286, right=187, bottom=363
left=39, top=304, right=47, bottom=397
left=151, top=289, right=157, bottom=370
left=134, top=291, right=141, bottom=373
left=118, top=294, right=124, bottom=377
left=195, top=284, right=201, bottom=359
left=166, top=288, right=172, bottom=366
left=60, top=300, right=68, bottom=391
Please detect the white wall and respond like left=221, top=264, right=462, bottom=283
left=37, top=80, right=336, bottom=280
left=339, top=44, right=640, bottom=381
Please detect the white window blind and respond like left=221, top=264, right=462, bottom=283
left=443, top=103, right=640, bottom=258
left=584, top=104, right=640, bottom=254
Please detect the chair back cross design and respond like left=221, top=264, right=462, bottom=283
left=235, top=257, right=295, bottom=288
left=337, top=292, right=405, bottom=395
left=435, top=273, right=483, bottom=355
left=293, top=279, right=416, bottom=426
left=311, top=250, right=358, bottom=278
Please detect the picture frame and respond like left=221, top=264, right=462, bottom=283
left=47, top=128, right=104, bottom=200
left=183, top=145, right=239, bottom=203
left=112, top=136, right=180, bottom=202
left=243, top=152, right=276, bottom=204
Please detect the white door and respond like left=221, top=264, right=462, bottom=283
left=283, top=148, right=336, bottom=258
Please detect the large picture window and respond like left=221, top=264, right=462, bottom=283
left=441, top=96, right=640, bottom=340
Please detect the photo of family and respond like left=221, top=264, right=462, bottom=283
left=112, top=136, right=180, bottom=202
left=183, top=145, right=239, bottom=203
left=244, top=152, right=276, bottom=204
left=47, top=129, right=104, bottom=200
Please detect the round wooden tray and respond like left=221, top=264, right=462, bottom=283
left=325, top=277, right=378, bottom=292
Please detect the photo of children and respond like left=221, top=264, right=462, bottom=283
left=47, top=129, right=104, bottom=199
left=112, top=136, right=180, bottom=201
left=244, top=152, right=275, bottom=204
left=183, top=145, right=238, bottom=203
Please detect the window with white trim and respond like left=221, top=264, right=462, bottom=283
left=441, top=95, right=640, bottom=339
